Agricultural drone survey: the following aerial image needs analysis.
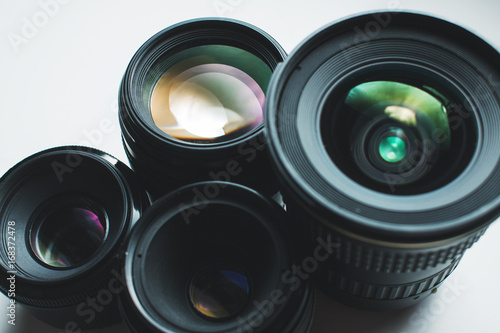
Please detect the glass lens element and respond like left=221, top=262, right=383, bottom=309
left=152, top=64, right=264, bottom=141
left=189, top=267, right=250, bottom=319
left=150, top=45, right=271, bottom=143
left=345, top=81, right=451, bottom=176
left=34, top=207, right=107, bottom=268
left=379, top=136, right=406, bottom=162
left=345, top=81, right=451, bottom=150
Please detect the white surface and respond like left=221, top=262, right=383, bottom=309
left=1, top=0, right=500, bottom=332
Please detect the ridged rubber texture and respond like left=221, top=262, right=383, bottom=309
left=329, top=258, right=460, bottom=301
left=310, top=220, right=487, bottom=274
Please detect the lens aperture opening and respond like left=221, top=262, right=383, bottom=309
left=31, top=196, right=108, bottom=268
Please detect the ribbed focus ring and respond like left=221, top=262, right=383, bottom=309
left=309, top=219, right=487, bottom=274
left=327, top=259, right=461, bottom=301
left=10, top=274, right=112, bottom=308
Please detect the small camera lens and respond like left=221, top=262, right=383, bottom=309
left=120, top=182, right=314, bottom=333
left=119, top=19, right=286, bottom=198
left=0, top=146, right=149, bottom=329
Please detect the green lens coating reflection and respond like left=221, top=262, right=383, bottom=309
left=189, top=267, right=250, bottom=319
left=379, top=136, right=407, bottom=162
left=345, top=81, right=451, bottom=151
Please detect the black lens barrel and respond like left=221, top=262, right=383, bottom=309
left=119, top=18, right=286, bottom=199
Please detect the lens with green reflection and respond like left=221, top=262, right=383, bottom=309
left=151, top=45, right=272, bottom=143
left=34, top=206, right=107, bottom=268
left=189, top=266, right=250, bottom=319
left=343, top=80, right=451, bottom=182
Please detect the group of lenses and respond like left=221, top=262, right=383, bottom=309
left=1, top=11, right=500, bottom=333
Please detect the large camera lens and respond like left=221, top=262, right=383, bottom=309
left=120, top=182, right=315, bottom=333
left=119, top=19, right=286, bottom=198
left=0, top=146, right=149, bottom=329
left=265, top=12, right=500, bottom=310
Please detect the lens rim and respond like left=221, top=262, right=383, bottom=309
left=265, top=12, right=500, bottom=242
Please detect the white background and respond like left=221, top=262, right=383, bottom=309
left=1, top=0, right=500, bottom=332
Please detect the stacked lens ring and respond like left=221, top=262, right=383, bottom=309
left=1, top=12, right=500, bottom=332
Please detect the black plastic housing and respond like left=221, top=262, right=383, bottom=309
left=0, top=146, right=150, bottom=329
left=119, top=18, right=287, bottom=199
left=265, top=12, right=500, bottom=310
left=120, top=181, right=315, bottom=333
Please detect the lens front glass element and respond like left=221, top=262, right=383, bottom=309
left=346, top=80, right=451, bottom=168
left=189, top=266, right=250, bottom=319
left=33, top=199, right=107, bottom=268
left=150, top=45, right=271, bottom=143
left=323, top=78, right=475, bottom=194
left=378, top=128, right=408, bottom=163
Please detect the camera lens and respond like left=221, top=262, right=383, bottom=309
left=119, top=19, right=286, bottom=198
left=120, top=182, right=315, bottom=333
left=0, top=146, right=149, bottom=329
left=265, top=12, right=500, bottom=310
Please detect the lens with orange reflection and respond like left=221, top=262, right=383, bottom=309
left=150, top=45, right=271, bottom=143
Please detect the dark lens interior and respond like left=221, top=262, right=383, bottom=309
left=147, top=45, right=272, bottom=143
left=32, top=196, right=107, bottom=268
left=189, top=265, right=250, bottom=320
left=322, top=77, right=477, bottom=194
left=138, top=203, right=282, bottom=330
